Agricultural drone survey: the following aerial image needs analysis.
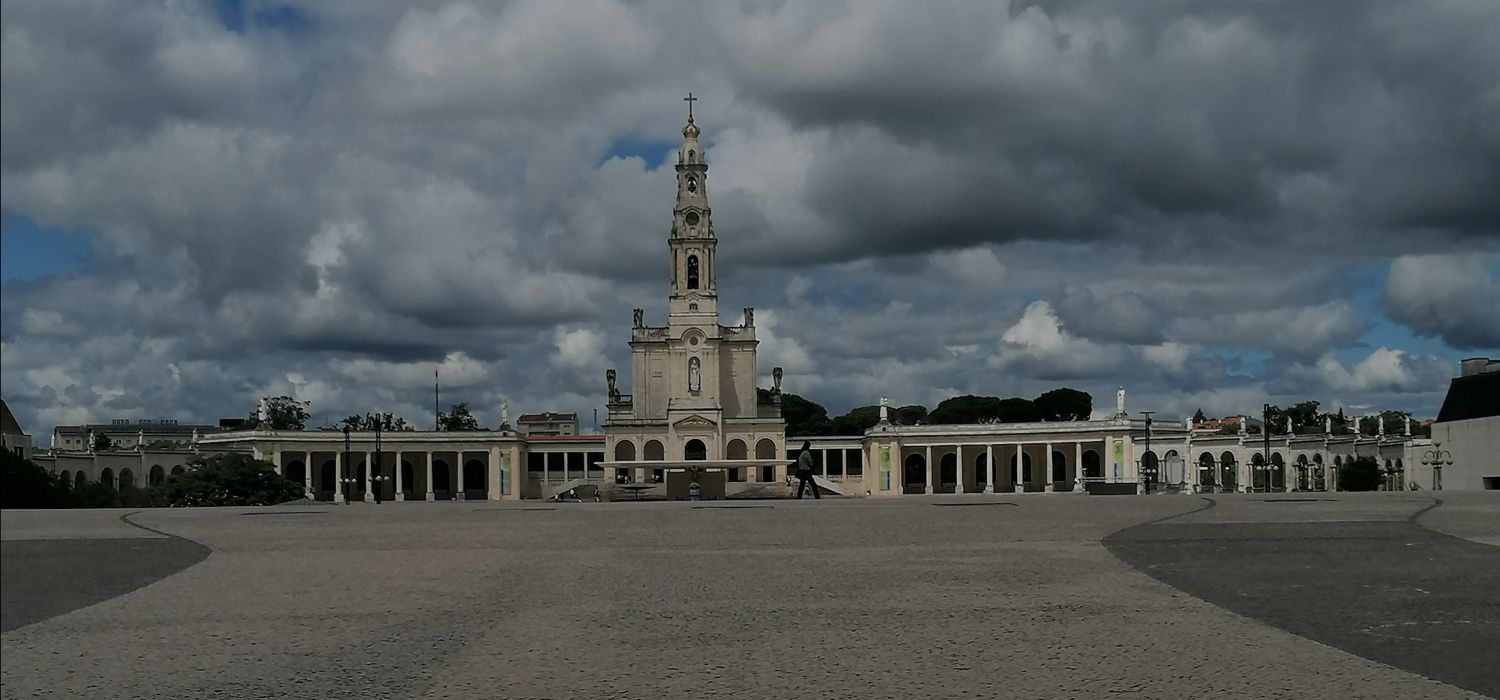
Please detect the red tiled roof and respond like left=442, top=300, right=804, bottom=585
left=525, top=434, right=603, bottom=443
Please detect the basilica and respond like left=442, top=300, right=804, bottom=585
left=31, top=108, right=1443, bottom=499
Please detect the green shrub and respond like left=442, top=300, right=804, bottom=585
left=163, top=452, right=305, bottom=507
left=1338, top=456, right=1383, bottom=491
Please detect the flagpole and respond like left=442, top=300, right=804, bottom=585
left=434, top=368, right=440, bottom=431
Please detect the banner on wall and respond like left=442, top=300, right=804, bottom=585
left=500, top=451, right=511, bottom=495
left=879, top=446, right=891, bottom=491
left=1113, top=439, right=1124, bottom=482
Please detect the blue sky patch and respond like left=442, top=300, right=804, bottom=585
left=0, top=212, right=92, bottom=282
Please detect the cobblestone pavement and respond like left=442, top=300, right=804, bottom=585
left=2, top=494, right=1495, bottom=699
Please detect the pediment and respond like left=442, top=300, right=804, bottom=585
left=673, top=415, right=718, bottom=429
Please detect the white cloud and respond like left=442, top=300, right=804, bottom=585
left=989, top=301, right=1127, bottom=379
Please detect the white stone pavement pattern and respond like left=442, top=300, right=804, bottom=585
left=1, top=495, right=1492, bottom=699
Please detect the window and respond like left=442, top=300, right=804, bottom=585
left=687, top=255, right=700, bottom=289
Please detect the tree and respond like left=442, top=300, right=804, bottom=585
left=246, top=395, right=311, bottom=430
left=437, top=403, right=482, bottom=431
left=163, top=453, right=306, bottom=507
left=1285, top=401, right=1320, bottom=432
left=892, top=404, right=928, bottom=426
left=996, top=398, right=1041, bottom=423
left=1192, top=408, right=1207, bottom=423
left=341, top=412, right=412, bottom=431
left=830, top=405, right=881, bottom=435
left=929, top=395, right=1005, bottom=424
left=779, top=393, right=833, bottom=436
left=93, top=432, right=115, bottom=451
left=1, top=450, right=73, bottom=508
left=1034, top=388, right=1092, bottom=421
left=1338, top=456, right=1382, bottom=492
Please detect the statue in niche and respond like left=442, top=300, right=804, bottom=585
left=633, top=308, right=644, bottom=328
left=743, top=307, right=754, bottom=327
left=687, top=175, right=697, bottom=193
left=772, top=366, right=783, bottom=394
left=688, top=357, right=701, bottom=392
left=607, top=369, right=620, bottom=402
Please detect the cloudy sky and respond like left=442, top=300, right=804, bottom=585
left=3, top=0, right=1498, bottom=440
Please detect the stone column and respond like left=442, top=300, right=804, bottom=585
left=819, top=448, right=828, bottom=478
left=335, top=451, right=346, bottom=504
left=1013, top=445, right=1024, bottom=494
left=1074, top=442, right=1085, bottom=493
left=489, top=446, right=502, bottom=501
left=984, top=445, right=996, bottom=493
left=425, top=452, right=436, bottom=501
left=394, top=451, right=405, bottom=501
left=456, top=450, right=466, bottom=500
left=304, top=451, right=313, bottom=498
left=363, top=451, right=374, bottom=502
left=1044, top=443, right=1055, bottom=492
left=272, top=447, right=283, bottom=475
left=544, top=452, right=552, bottom=483
left=923, top=445, right=933, bottom=494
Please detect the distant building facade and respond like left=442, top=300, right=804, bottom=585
left=516, top=412, right=578, bottom=437
left=52, top=418, right=220, bottom=451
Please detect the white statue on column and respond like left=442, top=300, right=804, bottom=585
left=1324, top=416, right=1331, bottom=435
left=1378, top=414, right=1385, bottom=437
left=1403, top=415, right=1411, bottom=436
left=500, top=399, right=510, bottom=429
left=137, top=429, right=145, bottom=449
left=258, top=397, right=269, bottom=427
left=1239, top=416, right=1247, bottom=436
left=1116, top=387, right=1126, bottom=416
left=192, top=427, right=200, bottom=444
left=87, top=429, right=95, bottom=453
left=1286, top=416, right=1293, bottom=435
left=878, top=395, right=889, bottom=423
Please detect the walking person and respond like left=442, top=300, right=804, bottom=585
left=795, top=441, right=820, bottom=500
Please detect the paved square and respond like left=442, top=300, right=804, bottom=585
left=3, top=494, right=1496, bottom=699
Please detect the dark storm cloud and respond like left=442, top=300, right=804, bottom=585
left=3, top=0, right=1496, bottom=438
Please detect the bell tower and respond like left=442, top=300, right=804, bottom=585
left=668, top=92, right=717, bottom=323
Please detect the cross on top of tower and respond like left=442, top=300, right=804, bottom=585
left=684, top=92, right=697, bottom=122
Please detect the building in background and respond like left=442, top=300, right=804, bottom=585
left=51, top=418, right=221, bottom=451
left=516, top=412, right=578, bottom=437
left=1414, top=358, right=1500, bottom=491
left=1, top=399, right=33, bottom=459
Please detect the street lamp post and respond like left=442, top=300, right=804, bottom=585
left=1422, top=443, right=1452, bottom=491
left=341, top=425, right=354, bottom=505
left=370, top=424, right=390, bottom=504
left=1262, top=403, right=1273, bottom=493
left=1139, top=411, right=1155, bottom=495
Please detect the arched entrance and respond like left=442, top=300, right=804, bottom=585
left=74, top=472, right=86, bottom=490
left=1198, top=452, right=1216, bottom=490
left=1051, top=450, right=1068, bottom=486
left=1083, top=450, right=1102, bottom=479
left=320, top=460, right=337, bottom=500
left=755, top=438, right=777, bottom=482
left=937, top=452, right=958, bottom=493
left=119, top=468, right=136, bottom=490
left=645, top=440, right=666, bottom=482
left=285, top=460, right=306, bottom=488
left=149, top=465, right=166, bottom=487
left=1140, top=451, right=1159, bottom=489
left=170, top=465, right=185, bottom=477
left=59, top=470, right=71, bottom=488
left=1162, top=450, right=1183, bottom=487
left=1270, top=453, right=1285, bottom=491
left=684, top=439, right=707, bottom=461
left=432, top=460, right=451, bottom=495
left=1220, top=451, right=1238, bottom=490
left=100, top=468, right=116, bottom=490
left=401, top=460, right=415, bottom=499
left=614, top=440, right=636, bottom=483
left=903, top=453, right=927, bottom=494
left=463, top=459, right=487, bottom=499
left=974, top=453, right=990, bottom=490
left=726, top=439, right=746, bottom=482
